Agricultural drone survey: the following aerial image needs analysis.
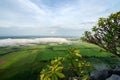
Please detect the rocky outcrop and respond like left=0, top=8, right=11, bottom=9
left=88, top=66, right=120, bottom=80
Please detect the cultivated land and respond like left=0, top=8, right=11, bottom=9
left=0, top=41, right=120, bottom=80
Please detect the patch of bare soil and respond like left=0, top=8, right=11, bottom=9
left=0, top=61, right=6, bottom=66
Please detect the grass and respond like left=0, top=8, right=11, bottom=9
left=0, top=41, right=120, bottom=80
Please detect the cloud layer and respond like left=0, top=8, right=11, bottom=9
left=0, top=38, right=69, bottom=46
left=0, top=0, right=120, bottom=36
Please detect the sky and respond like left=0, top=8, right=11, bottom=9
left=0, top=0, right=120, bottom=37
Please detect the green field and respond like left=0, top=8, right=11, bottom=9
left=0, top=41, right=120, bottom=80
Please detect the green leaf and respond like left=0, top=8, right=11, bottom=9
left=40, top=74, right=45, bottom=80
left=55, top=72, right=65, bottom=78
left=44, top=75, right=49, bottom=80
left=56, top=67, right=63, bottom=71
left=82, top=75, right=89, bottom=80
left=75, top=53, right=82, bottom=58
left=51, top=74, right=58, bottom=80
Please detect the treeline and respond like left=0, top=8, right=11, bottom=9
left=81, top=11, right=120, bottom=57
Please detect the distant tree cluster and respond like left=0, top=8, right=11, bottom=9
left=81, top=11, right=120, bottom=57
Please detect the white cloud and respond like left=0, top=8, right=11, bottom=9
left=0, top=38, right=69, bottom=46
left=50, top=31, right=56, bottom=35
left=0, top=0, right=120, bottom=36
left=17, top=0, right=46, bottom=15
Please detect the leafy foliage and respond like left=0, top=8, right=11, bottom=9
left=40, top=47, right=94, bottom=80
left=66, top=47, right=94, bottom=79
left=40, top=57, right=65, bottom=80
left=81, top=11, right=120, bottom=57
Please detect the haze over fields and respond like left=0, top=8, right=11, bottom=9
left=0, top=38, right=70, bottom=46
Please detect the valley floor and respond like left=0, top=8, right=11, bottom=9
left=0, top=41, right=120, bottom=80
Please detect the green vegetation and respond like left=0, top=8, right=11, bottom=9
left=40, top=48, right=94, bottom=80
left=0, top=41, right=120, bottom=80
left=40, top=57, right=65, bottom=80
left=81, top=11, right=120, bottom=57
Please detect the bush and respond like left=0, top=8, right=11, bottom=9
left=40, top=47, right=94, bottom=80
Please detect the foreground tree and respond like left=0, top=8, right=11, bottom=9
left=81, top=11, right=120, bottom=57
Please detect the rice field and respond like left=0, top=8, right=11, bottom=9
left=0, top=41, right=120, bottom=80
